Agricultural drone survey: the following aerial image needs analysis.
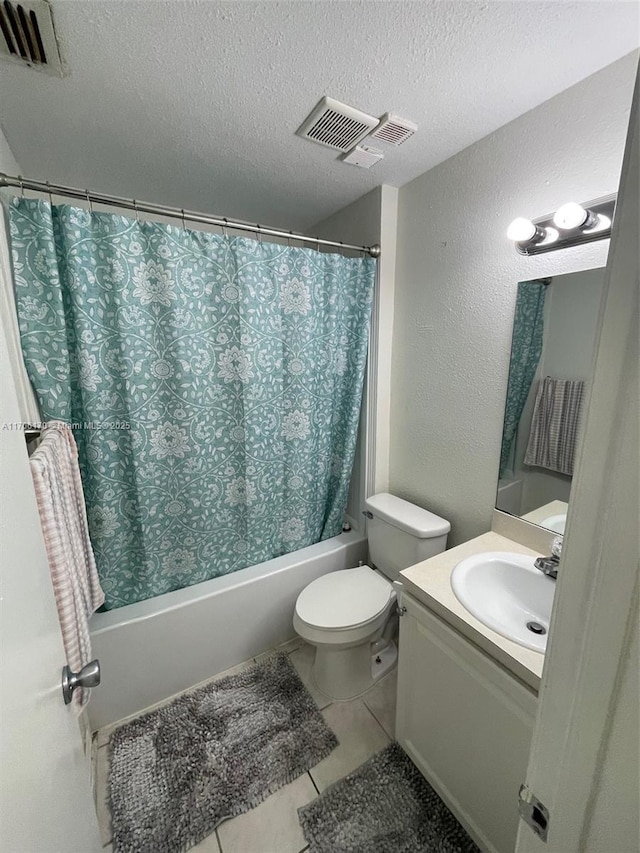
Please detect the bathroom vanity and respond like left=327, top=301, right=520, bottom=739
left=396, top=532, right=545, bottom=853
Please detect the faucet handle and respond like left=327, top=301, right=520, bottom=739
left=551, top=536, right=563, bottom=559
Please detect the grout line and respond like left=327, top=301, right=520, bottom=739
left=362, top=690, right=395, bottom=738
left=360, top=696, right=394, bottom=742
left=308, top=770, right=320, bottom=795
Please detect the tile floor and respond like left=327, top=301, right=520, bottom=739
left=93, top=638, right=398, bottom=853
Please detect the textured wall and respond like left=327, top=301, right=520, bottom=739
left=390, top=52, right=638, bottom=546
left=312, top=187, right=382, bottom=249
left=0, top=126, right=20, bottom=175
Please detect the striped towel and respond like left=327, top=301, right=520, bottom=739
left=29, top=422, right=104, bottom=712
left=524, top=378, right=585, bottom=476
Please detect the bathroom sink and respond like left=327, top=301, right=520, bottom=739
left=450, top=552, right=555, bottom=653
left=541, top=513, right=566, bottom=534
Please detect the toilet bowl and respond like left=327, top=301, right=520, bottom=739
left=293, top=565, right=398, bottom=699
left=293, top=493, right=450, bottom=701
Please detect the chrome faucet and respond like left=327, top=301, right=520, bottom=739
left=534, top=536, right=563, bottom=580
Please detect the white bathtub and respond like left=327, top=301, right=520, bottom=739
left=88, top=530, right=367, bottom=729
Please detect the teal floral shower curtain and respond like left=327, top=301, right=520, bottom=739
left=10, top=198, right=375, bottom=609
left=499, top=280, right=546, bottom=477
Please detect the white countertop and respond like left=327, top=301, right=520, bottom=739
left=400, top=531, right=546, bottom=693
left=521, top=500, right=568, bottom=527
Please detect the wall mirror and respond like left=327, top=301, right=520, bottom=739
left=496, top=267, right=606, bottom=533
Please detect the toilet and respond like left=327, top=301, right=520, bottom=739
left=293, top=492, right=450, bottom=700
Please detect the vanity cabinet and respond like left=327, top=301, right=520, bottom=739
left=396, top=591, right=537, bottom=853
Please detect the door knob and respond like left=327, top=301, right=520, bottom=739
left=61, top=659, right=101, bottom=705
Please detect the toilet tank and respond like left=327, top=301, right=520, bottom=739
left=364, top=493, right=450, bottom=582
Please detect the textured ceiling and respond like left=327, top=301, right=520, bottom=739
left=0, top=1, right=638, bottom=230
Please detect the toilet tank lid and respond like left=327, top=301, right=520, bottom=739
left=364, top=493, right=451, bottom=538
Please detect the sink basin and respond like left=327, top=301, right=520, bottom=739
left=450, top=552, right=556, bottom=652
left=541, top=513, right=566, bottom=534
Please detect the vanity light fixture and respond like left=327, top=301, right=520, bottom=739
left=508, top=194, right=616, bottom=255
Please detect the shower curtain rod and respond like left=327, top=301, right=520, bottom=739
left=0, top=172, right=381, bottom=258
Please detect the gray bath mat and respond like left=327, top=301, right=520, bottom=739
left=298, top=742, right=480, bottom=853
left=108, top=652, right=338, bottom=853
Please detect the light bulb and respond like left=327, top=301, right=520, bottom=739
left=584, top=214, right=611, bottom=234
left=539, top=226, right=559, bottom=246
left=507, top=217, right=537, bottom=243
left=553, top=202, right=596, bottom=231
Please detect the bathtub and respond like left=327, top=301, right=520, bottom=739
left=88, top=530, right=367, bottom=729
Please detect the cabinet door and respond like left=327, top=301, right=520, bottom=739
left=397, top=592, right=537, bottom=853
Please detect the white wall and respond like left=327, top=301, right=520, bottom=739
left=390, top=51, right=638, bottom=546
left=0, top=125, right=20, bottom=175
left=541, top=269, right=605, bottom=381
left=0, top=126, right=39, bottom=421
left=312, top=186, right=382, bottom=253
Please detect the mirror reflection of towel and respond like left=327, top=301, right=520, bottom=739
left=524, top=377, right=585, bottom=476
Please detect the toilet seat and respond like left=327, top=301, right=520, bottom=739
left=294, top=566, right=394, bottom=632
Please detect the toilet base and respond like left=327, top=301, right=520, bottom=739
left=312, top=639, right=398, bottom=701
left=371, top=639, right=397, bottom=682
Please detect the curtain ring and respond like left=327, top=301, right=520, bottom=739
left=86, top=189, right=93, bottom=214
left=288, top=230, right=293, bottom=248
left=18, top=175, right=24, bottom=198
left=46, top=180, right=53, bottom=206
left=223, top=217, right=228, bottom=238
left=257, top=226, right=262, bottom=244
left=133, top=199, right=139, bottom=222
left=181, top=208, right=187, bottom=231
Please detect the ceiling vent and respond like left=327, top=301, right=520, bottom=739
left=297, top=97, right=380, bottom=152
left=341, top=144, right=384, bottom=169
left=0, top=0, right=64, bottom=76
left=369, top=113, right=417, bottom=146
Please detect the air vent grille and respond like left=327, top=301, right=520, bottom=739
left=297, top=97, right=379, bottom=152
left=0, top=0, right=64, bottom=75
left=370, top=113, right=417, bottom=146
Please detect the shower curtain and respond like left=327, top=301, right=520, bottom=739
left=10, top=198, right=375, bottom=609
left=499, top=280, right=546, bottom=478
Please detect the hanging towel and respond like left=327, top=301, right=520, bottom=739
left=524, top=378, right=585, bottom=476
left=29, top=422, right=104, bottom=712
